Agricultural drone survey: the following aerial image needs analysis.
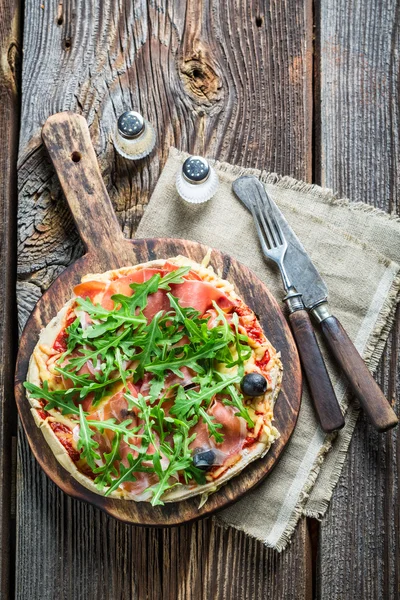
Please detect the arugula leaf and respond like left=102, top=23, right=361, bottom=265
left=158, top=266, right=191, bottom=290
left=114, top=346, right=128, bottom=391
left=211, top=301, right=231, bottom=340
left=126, top=393, right=158, bottom=450
left=54, top=366, right=122, bottom=400
left=24, top=381, right=80, bottom=416
left=148, top=376, right=165, bottom=404
left=225, top=383, right=254, bottom=428
left=88, top=417, right=136, bottom=444
left=223, top=312, right=252, bottom=369
left=66, top=328, right=131, bottom=372
left=150, top=430, right=194, bottom=506
left=64, top=317, right=82, bottom=354
left=104, top=452, right=150, bottom=497
left=166, top=292, right=200, bottom=323
left=94, top=432, right=121, bottom=491
left=166, top=293, right=186, bottom=322
left=112, top=276, right=160, bottom=312
left=145, top=339, right=228, bottom=377
left=169, top=385, right=200, bottom=422
left=134, top=311, right=164, bottom=380
left=77, top=405, right=100, bottom=470
left=170, top=375, right=241, bottom=421
left=75, top=297, right=146, bottom=329
left=199, top=408, right=224, bottom=443
left=184, top=462, right=207, bottom=485
left=183, top=317, right=209, bottom=343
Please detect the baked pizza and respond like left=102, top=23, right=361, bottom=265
left=25, top=256, right=282, bottom=505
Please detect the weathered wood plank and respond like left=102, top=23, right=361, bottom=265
left=316, top=1, right=400, bottom=598
left=16, top=0, right=313, bottom=598
left=315, top=0, right=400, bottom=213
left=0, top=0, right=21, bottom=596
left=17, top=434, right=312, bottom=600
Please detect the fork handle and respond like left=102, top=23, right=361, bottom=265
left=288, top=309, right=345, bottom=433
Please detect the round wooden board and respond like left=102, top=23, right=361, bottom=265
left=15, top=237, right=302, bottom=526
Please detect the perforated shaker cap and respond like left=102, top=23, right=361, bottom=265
left=117, top=111, right=145, bottom=139
left=182, top=156, right=210, bottom=185
left=113, top=110, right=156, bottom=160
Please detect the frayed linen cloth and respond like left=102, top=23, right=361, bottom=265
left=136, top=147, right=400, bottom=551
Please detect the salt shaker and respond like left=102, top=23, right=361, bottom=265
left=112, top=111, right=156, bottom=160
left=176, top=156, right=219, bottom=204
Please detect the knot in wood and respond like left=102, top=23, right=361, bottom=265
left=180, top=54, right=223, bottom=107
left=5, top=42, right=21, bottom=92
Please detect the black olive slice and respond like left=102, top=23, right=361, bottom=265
left=240, top=372, right=268, bottom=396
left=192, top=449, right=215, bottom=471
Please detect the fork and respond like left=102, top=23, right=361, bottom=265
left=249, top=190, right=303, bottom=309
left=249, top=190, right=345, bottom=433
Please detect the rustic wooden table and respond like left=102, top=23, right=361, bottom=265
left=0, top=1, right=398, bottom=598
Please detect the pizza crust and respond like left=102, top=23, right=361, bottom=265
left=26, top=256, right=282, bottom=503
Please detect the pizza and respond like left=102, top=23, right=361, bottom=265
left=25, top=255, right=282, bottom=505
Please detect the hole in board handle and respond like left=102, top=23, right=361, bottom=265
left=71, top=151, right=81, bottom=163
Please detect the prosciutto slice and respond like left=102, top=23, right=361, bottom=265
left=209, top=402, right=247, bottom=455
left=74, top=267, right=234, bottom=318
left=189, top=400, right=247, bottom=459
left=139, top=366, right=196, bottom=398
left=102, top=382, right=139, bottom=422
left=142, top=290, right=171, bottom=320
left=73, top=280, right=107, bottom=305
left=169, top=280, right=234, bottom=314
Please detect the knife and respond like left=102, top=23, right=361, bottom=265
left=233, top=176, right=398, bottom=432
left=233, top=176, right=344, bottom=432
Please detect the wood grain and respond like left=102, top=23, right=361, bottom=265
left=16, top=0, right=313, bottom=597
left=17, top=429, right=312, bottom=599
left=0, top=0, right=20, bottom=596
left=316, top=0, right=400, bottom=597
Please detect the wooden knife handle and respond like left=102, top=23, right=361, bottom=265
left=42, top=112, right=125, bottom=254
left=288, top=310, right=345, bottom=433
left=320, top=315, right=398, bottom=432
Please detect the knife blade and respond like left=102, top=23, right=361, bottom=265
left=233, top=175, right=398, bottom=432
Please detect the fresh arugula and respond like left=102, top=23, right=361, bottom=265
left=134, top=311, right=164, bottom=380
left=54, top=366, right=122, bottom=401
left=170, top=375, right=241, bottom=423
left=225, top=384, right=255, bottom=428
left=94, top=432, right=121, bottom=491
left=26, top=265, right=257, bottom=505
left=145, top=339, right=230, bottom=377
left=198, top=408, right=224, bottom=444
left=77, top=404, right=100, bottom=470
left=88, top=417, right=136, bottom=443
left=24, top=381, right=81, bottom=415
left=104, top=452, right=151, bottom=497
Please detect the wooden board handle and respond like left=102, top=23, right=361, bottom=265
left=289, top=310, right=345, bottom=433
left=42, top=112, right=125, bottom=255
left=320, top=315, right=398, bottom=432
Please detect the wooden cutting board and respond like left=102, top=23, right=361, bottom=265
left=14, top=112, right=302, bottom=526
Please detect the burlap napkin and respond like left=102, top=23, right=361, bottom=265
left=136, top=147, right=400, bottom=551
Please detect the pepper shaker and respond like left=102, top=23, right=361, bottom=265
left=112, top=111, right=156, bottom=160
left=176, top=156, right=219, bottom=204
